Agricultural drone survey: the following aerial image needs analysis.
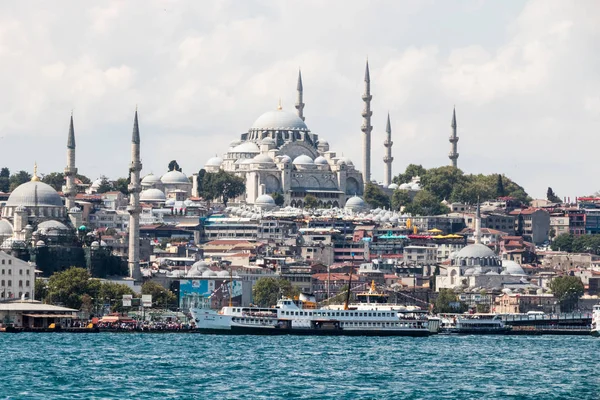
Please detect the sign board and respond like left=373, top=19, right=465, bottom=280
left=142, top=294, right=152, bottom=308
left=122, top=294, right=133, bottom=307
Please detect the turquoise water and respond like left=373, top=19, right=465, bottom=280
left=1, top=333, right=597, bottom=399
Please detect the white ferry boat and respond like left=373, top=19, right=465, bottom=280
left=443, top=314, right=511, bottom=334
left=591, top=304, right=600, bottom=337
left=191, top=283, right=439, bottom=336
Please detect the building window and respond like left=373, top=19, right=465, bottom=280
left=8, top=260, right=11, bottom=265
left=8, top=280, right=11, bottom=286
left=19, top=269, right=22, bottom=275
left=18, top=280, right=22, bottom=287
left=26, top=280, right=30, bottom=287
left=0, top=280, right=3, bottom=286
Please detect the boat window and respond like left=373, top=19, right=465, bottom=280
left=295, top=311, right=299, bottom=316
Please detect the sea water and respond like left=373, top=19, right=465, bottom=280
left=0, top=333, right=597, bottom=399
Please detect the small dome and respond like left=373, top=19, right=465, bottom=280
left=256, top=194, right=275, bottom=206
left=314, top=156, right=328, bottom=165
left=36, top=240, right=46, bottom=247
left=250, top=109, right=308, bottom=131
left=205, top=156, right=223, bottom=167
left=252, top=154, right=275, bottom=164
left=90, top=241, right=100, bottom=249
left=161, top=170, right=189, bottom=184
left=337, top=157, right=354, bottom=166
left=202, top=270, right=217, bottom=277
left=503, top=260, right=525, bottom=275
left=464, top=268, right=475, bottom=276
left=140, top=188, right=167, bottom=202
left=38, top=220, right=69, bottom=231
left=0, top=219, right=13, bottom=236
left=232, top=141, right=260, bottom=153
left=345, top=196, right=366, bottom=210
left=293, top=155, right=314, bottom=165
left=6, top=181, right=63, bottom=208
left=410, top=183, right=421, bottom=191
left=91, top=179, right=102, bottom=189
left=0, top=238, right=26, bottom=250
left=165, top=198, right=176, bottom=207
left=399, top=183, right=410, bottom=190
left=217, top=270, right=230, bottom=277
left=69, top=207, right=81, bottom=213
left=486, top=271, right=499, bottom=275
left=260, top=137, right=276, bottom=145
left=142, top=174, right=161, bottom=185
left=388, top=183, right=399, bottom=190
left=279, top=155, right=292, bottom=164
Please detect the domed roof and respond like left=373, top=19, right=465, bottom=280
left=140, top=188, right=167, bottom=202
left=0, top=219, right=13, bottom=236
left=279, top=155, right=292, bottom=164
left=337, top=157, right=354, bottom=166
left=205, top=156, right=223, bottom=167
left=464, top=268, right=475, bottom=276
left=256, top=194, right=275, bottom=205
left=69, top=207, right=81, bottom=213
left=399, top=183, right=410, bottom=190
left=161, top=170, right=189, bottom=184
left=456, top=243, right=497, bottom=259
left=142, top=174, right=161, bottom=184
left=250, top=109, right=308, bottom=131
left=503, top=260, right=525, bottom=275
left=217, top=270, right=230, bottom=277
left=252, top=154, right=275, bottom=164
left=318, top=139, right=329, bottom=146
left=232, top=141, right=260, bottom=153
left=260, top=137, right=276, bottom=145
left=202, top=270, right=217, bottom=277
left=314, top=156, right=328, bottom=165
left=38, top=220, right=69, bottom=231
left=293, top=155, right=314, bottom=165
left=6, top=180, right=63, bottom=208
left=91, top=179, right=102, bottom=189
left=388, top=183, right=399, bottom=190
left=345, top=196, right=366, bottom=210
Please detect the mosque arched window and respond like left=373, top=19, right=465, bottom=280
left=7, top=280, right=11, bottom=286
left=1, top=280, right=4, bottom=286
left=18, top=280, right=22, bottom=287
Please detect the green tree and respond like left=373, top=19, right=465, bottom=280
left=550, top=233, right=574, bottom=252
left=393, top=164, right=426, bottom=185
left=197, top=169, right=207, bottom=195
left=496, top=174, right=505, bottom=197
left=303, top=194, right=318, bottom=209
left=99, top=282, right=136, bottom=312
left=434, top=289, right=467, bottom=313
left=168, top=160, right=182, bottom=172
left=549, top=276, right=584, bottom=312
left=46, top=267, right=93, bottom=309
left=142, top=281, right=177, bottom=309
left=0, top=167, right=9, bottom=192
left=201, top=170, right=245, bottom=206
left=9, top=170, right=32, bottom=191
left=404, top=190, right=449, bottom=216
left=96, top=176, right=113, bottom=194
left=271, top=192, right=284, bottom=207
left=34, top=278, right=48, bottom=302
left=252, top=277, right=300, bottom=307
left=547, top=187, right=561, bottom=203
left=42, top=172, right=65, bottom=191
left=391, top=189, right=412, bottom=211
left=76, top=174, right=91, bottom=185
left=364, top=183, right=391, bottom=209
left=113, top=177, right=130, bottom=195
left=421, top=166, right=467, bottom=201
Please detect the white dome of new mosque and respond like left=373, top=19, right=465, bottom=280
left=204, top=87, right=366, bottom=207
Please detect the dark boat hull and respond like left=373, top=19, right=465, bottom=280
left=192, top=326, right=432, bottom=337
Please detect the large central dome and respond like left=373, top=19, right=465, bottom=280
left=250, top=109, right=308, bottom=131
left=5, top=181, right=63, bottom=208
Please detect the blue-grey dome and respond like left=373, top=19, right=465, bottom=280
left=161, top=170, right=189, bottom=184
left=456, top=243, right=497, bottom=259
left=250, top=109, right=308, bottom=131
left=232, top=142, right=260, bottom=153
left=0, top=219, right=13, bottom=236
left=5, top=181, right=63, bottom=208
left=140, top=188, right=167, bottom=202
left=345, top=196, right=366, bottom=210
left=293, top=155, right=314, bottom=165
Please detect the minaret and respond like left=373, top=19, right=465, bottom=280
left=474, top=201, right=481, bottom=244
left=449, top=107, right=459, bottom=168
left=295, top=69, right=305, bottom=121
left=127, top=109, right=142, bottom=281
left=383, top=112, right=393, bottom=187
left=361, top=60, right=373, bottom=185
left=63, top=113, right=77, bottom=210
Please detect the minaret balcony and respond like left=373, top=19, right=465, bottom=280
left=449, top=136, right=459, bottom=142
left=64, top=166, right=78, bottom=175
left=383, top=156, right=394, bottom=163
left=384, top=140, right=393, bottom=147
left=361, top=111, right=372, bottom=118
left=362, top=94, right=372, bottom=102
left=448, top=152, right=459, bottom=159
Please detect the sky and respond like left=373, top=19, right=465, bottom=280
left=0, top=0, right=598, bottom=199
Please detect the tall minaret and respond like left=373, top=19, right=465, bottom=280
left=295, top=69, right=305, bottom=121
left=127, top=109, right=142, bottom=281
left=449, top=107, right=459, bottom=168
left=361, top=60, right=373, bottom=185
left=63, top=113, right=77, bottom=210
left=474, top=201, right=481, bottom=244
left=383, top=113, right=393, bottom=187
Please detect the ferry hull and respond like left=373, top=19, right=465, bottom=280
left=193, top=326, right=432, bottom=337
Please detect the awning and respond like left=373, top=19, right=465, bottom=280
left=23, top=314, right=75, bottom=318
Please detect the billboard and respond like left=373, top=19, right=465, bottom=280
left=142, top=294, right=152, bottom=308
left=122, top=294, right=133, bottom=307
left=179, top=279, right=242, bottom=310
